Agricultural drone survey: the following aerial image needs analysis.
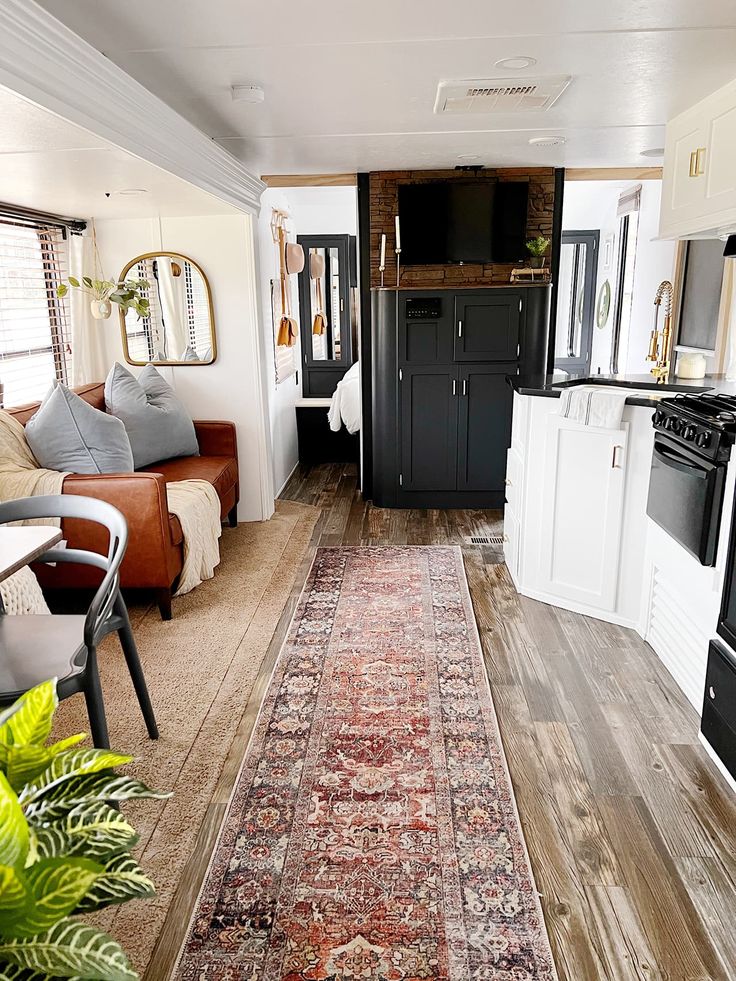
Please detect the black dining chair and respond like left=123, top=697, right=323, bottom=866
left=0, top=495, right=158, bottom=749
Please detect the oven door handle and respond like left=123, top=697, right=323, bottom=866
left=653, top=442, right=708, bottom=479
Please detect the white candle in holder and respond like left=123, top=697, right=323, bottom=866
left=379, top=233, right=386, bottom=269
left=395, top=215, right=401, bottom=251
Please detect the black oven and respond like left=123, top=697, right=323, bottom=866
left=646, top=432, right=727, bottom=566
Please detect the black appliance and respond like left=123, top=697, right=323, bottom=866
left=398, top=181, right=529, bottom=265
left=647, top=393, right=736, bottom=566
left=702, top=639, right=736, bottom=783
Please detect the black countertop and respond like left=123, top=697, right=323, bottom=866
left=511, top=372, right=736, bottom=408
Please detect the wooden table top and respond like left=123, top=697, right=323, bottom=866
left=0, top=526, right=63, bottom=584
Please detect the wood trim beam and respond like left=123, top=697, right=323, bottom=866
left=261, top=174, right=358, bottom=188
left=565, top=167, right=663, bottom=181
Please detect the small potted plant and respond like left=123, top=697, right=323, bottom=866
left=526, top=235, right=551, bottom=269
left=56, top=276, right=150, bottom=321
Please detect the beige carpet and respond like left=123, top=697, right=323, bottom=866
left=51, top=499, right=320, bottom=976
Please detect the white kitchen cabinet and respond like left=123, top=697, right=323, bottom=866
left=503, top=503, right=520, bottom=584
left=538, top=417, right=628, bottom=612
left=660, top=77, right=736, bottom=239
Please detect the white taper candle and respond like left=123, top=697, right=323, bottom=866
left=379, top=233, right=386, bottom=269
left=395, top=215, right=401, bottom=251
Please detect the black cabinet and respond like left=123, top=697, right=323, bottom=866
left=400, top=367, right=458, bottom=491
left=454, top=293, right=520, bottom=362
left=457, top=364, right=514, bottom=491
left=371, top=286, right=550, bottom=508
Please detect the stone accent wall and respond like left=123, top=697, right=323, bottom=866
left=369, top=168, right=555, bottom=289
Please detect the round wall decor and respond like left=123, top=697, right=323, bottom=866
left=596, top=279, right=611, bottom=329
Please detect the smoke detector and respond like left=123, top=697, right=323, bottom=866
left=529, top=136, right=566, bottom=147
left=231, top=84, right=265, bottom=104
left=434, top=75, right=571, bottom=114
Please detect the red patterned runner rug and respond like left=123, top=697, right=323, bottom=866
left=174, top=546, right=557, bottom=980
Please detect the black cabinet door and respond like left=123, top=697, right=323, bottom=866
left=400, top=366, right=458, bottom=491
left=454, top=293, right=521, bottom=362
left=399, top=294, right=453, bottom=365
left=457, top=364, right=515, bottom=492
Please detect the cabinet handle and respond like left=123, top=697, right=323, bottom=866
left=452, top=379, right=457, bottom=396
left=458, top=320, right=463, bottom=337
left=462, top=379, right=467, bottom=396
left=611, top=444, right=623, bottom=469
left=695, top=146, right=706, bottom=176
left=689, top=150, right=697, bottom=177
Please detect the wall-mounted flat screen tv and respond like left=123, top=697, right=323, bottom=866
left=398, top=180, right=529, bottom=265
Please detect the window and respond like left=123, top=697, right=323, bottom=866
left=0, top=220, right=71, bottom=408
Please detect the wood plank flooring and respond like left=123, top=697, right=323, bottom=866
left=280, top=463, right=736, bottom=981
left=148, top=461, right=736, bottom=979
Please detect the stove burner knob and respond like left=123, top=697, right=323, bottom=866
left=695, top=431, right=711, bottom=448
left=665, top=416, right=679, bottom=432
left=653, top=409, right=665, bottom=426
left=682, top=425, right=697, bottom=441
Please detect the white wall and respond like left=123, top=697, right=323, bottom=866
left=258, top=185, right=358, bottom=495
left=562, top=180, right=675, bottom=376
left=94, top=213, right=272, bottom=522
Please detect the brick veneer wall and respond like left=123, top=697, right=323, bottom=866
left=369, top=168, right=555, bottom=289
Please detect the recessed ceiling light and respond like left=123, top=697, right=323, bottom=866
left=495, top=56, right=537, bottom=70
left=231, top=84, right=265, bottom=104
left=528, top=136, right=566, bottom=147
left=114, top=188, right=148, bottom=196
left=457, top=154, right=480, bottom=161
left=640, top=147, right=664, bottom=158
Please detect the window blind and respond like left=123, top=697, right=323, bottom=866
left=0, top=220, right=71, bottom=408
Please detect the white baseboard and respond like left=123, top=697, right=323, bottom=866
left=275, top=460, right=300, bottom=499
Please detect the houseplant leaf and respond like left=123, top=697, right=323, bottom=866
left=3, top=737, right=87, bottom=792
left=0, top=775, right=28, bottom=871
left=21, top=750, right=132, bottom=801
left=23, top=774, right=169, bottom=823
left=0, top=683, right=57, bottom=749
left=31, top=804, right=138, bottom=862
left=74, top=854, right=153, bottom=914
left=0, top=919, right=136, bottom=980
left=67, top=277, right=80, bottom=288
left=0, top=864, right=29, bottom=921
left=4, top=860, right=100, bottom=940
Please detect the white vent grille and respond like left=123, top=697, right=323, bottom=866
left=434, top=75, right=571, bottom=115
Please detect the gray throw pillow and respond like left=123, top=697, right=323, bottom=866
left=104, top=363, right=199, bottom=469
left=25, top=382, right=134, bottom=474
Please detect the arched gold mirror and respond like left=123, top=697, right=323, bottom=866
left=118, top=252, right=216, bottom=365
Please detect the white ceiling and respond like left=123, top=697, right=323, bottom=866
left=0, top=86, right=237, bottom=219
left=32, top=0, right=736, bottom=174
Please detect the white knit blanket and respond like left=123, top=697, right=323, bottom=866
left=0, top=409, right=223, bottom=610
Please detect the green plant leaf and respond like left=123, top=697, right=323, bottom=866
left=31, top=803, right=138, bottom=863
left=67, top=277, right=80, bottom=288
left=81, top=277, right=92, bottom=288
left=4, top=859, right=100, bottom=940
left=23, top=774, right=169, bottom=823
left=55, top=284, right=68, bottom=299
left=0, top=684, right=57, bottom=750
left=21, top=750, right=132, bottom=803
left=0, top=864, right=29, bottom=921
left=3, top=736, right=87, bottom=793
left=0, top=775, right=28, bottom=872
left=75, top=854, right=153, bottom=914
left=0, top=919, right=137, bottom=980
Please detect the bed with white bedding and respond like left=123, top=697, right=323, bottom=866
left=327, top=361, right=361, bottom=434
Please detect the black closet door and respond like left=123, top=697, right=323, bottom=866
left=400, top=366, right=458, bottom=491
left=457, top=364, right=515, bottom=492
left=454, top=292, right=521, bottom=362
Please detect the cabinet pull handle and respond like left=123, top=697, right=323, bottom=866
left=452, top=379, right=457, bottom=396
left=458, top=320, right=463, bottom=337
left=695, top=146, right=706, bottom=176
left=611, top=444, right=623, bottom=469
left=689, top=150, right=697, bottom=178
left=462, top=379, right=467, bottom=396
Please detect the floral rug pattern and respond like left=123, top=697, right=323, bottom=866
left=175, top=546, right=557, bottom=980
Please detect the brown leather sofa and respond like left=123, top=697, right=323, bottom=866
left=9, top=382, right=239, bottom=619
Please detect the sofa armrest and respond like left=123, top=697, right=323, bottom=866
left=61, top=473, right=179, bottom=584
left=194, top=420, right=237, bottom=459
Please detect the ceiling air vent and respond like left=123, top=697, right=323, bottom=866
left=434, top=75, right=571, bottom=114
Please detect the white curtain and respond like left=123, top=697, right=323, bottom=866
left=69, top=233, right=109, bottom=385
left=158, top=258, right=188, bottom=360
